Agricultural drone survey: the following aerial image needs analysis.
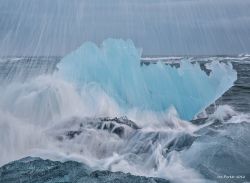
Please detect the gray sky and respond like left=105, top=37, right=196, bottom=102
left=0, top=0, right=250, bottom=56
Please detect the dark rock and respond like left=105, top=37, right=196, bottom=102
left=190, top=117, right=208, bottom=125
left=100, top=117, right=140, bottom=130
left=163, top=133, right=196, bottom=155
left=65, top=130, right=82, bottom=139
left=0, top=157, right=170, bottom=183
left=96, top=117, right=140, bottom=137
left=56, top=116, right=140, bottom=141
left=112, top=126, right=125, bottom=137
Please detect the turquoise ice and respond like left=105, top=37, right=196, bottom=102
left=58, top=39, right=237, bottom=120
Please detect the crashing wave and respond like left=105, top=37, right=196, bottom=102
left=0, top=39, right=240, bottom=183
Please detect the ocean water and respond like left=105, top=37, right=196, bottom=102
left=0, top=40, right=250, bottom=183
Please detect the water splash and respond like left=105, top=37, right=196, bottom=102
left=0, top=39, right=241, bottom=183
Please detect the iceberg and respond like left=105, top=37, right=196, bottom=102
left=57, top=39, right=237, bottom=120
